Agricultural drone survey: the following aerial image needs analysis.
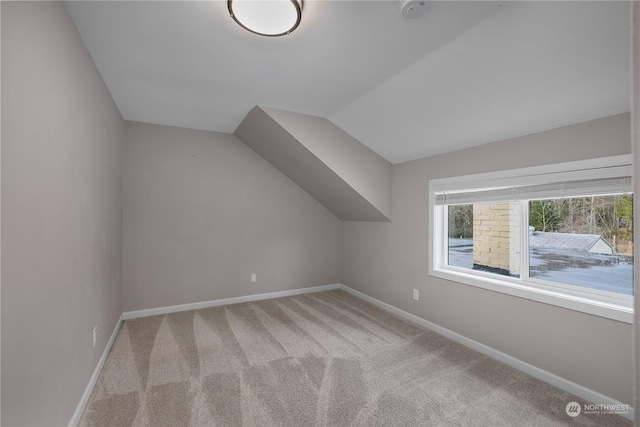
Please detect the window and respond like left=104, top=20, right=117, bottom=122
left=429, top=155, right=633, bottom=323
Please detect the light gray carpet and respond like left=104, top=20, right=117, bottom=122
left=79, top=290, right=630, bottom=426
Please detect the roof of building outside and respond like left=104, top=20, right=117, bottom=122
left=529, top=231, right=613, bottom=252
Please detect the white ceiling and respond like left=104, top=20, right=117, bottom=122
left=65, top=1, right=630, bottom=164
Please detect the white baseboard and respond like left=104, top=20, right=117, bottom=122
left=68, top=313, right=124, bottom=427
left=338, top=284, right=634, bottom=421
left=122, top=284, right=341, bottom=320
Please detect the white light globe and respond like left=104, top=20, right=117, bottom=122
left=229, top=0, right=302, bottom=37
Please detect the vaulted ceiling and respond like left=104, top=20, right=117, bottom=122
left=65, top=1, right=630, bottom=164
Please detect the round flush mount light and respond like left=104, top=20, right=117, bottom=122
left=228, top=0, right=303, bottom=37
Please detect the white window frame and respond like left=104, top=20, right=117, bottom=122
left=429, top=154, right=633, bottom=323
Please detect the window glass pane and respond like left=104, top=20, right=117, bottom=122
left=528, top=195, right=634, bottom=295
left=448, top=205, right=473, bottom=269
left=448, top=202, right=521, bottom=278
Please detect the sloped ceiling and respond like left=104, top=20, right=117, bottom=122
left=329, top=1, right=631, bottom=162
left=235, top=106, right=392, bottom=221
left=65, top=1, right=630, bottom=164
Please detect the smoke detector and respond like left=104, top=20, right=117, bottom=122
left=400, top=0, right=429, bottom=19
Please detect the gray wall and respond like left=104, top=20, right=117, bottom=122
left=341, top=113, right=633, bottom=404
left=1, top=2, right=124, bottom=425
left=123, top=122, right=341, bottom=312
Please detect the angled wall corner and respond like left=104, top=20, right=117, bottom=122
left=234, top=106, right=392, bottom=222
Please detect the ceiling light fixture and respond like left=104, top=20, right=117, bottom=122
left=228, top=0, right=303, bottom=37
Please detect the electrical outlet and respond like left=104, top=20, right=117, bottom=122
left=413, top=289, right=419, bottom=301
left=251, top=273, right=257, bottom=283
left=92, top=327, right=97, bottom=347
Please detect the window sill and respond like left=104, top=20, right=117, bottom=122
left=430, top=267, right=633, bottom=324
